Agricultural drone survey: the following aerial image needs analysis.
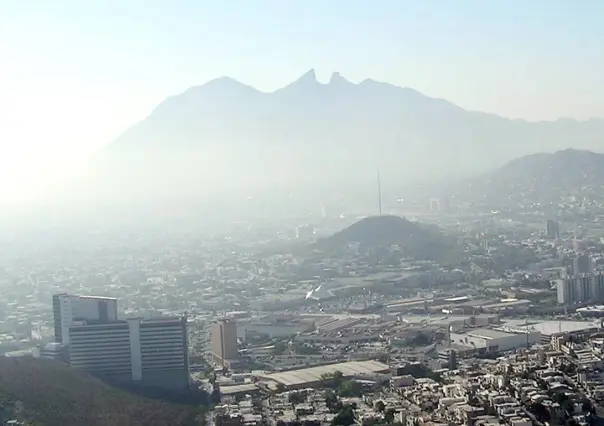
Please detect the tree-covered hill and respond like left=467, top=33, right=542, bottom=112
left=0, top=357, right=202, bottom=426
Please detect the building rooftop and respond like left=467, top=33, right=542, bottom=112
left=260, top=360, right=389, bottom=387
left=77, top=295, right=118, bottom=301
left=503, top=319, right=600, bottom=336
left=219, top=384, right=259, bottom=395
left=577, top=305, right=604, bottom=313
left=53, top=293, right=118, bottom=301
left=464, top=328, right=514, bottom=340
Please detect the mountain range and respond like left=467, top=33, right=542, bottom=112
left=89, top=69, right=604, bottom=200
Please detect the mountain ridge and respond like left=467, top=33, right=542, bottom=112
left=153, top=69, right=601, bottom=123
left=87, top=69, right=604, bottom=202
left=456, top=148, right=604, bottom=204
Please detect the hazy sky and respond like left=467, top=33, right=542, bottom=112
left=0, top=0, right=603, bottom=203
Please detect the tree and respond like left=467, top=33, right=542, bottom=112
left=385, top=409, right=395, bottom=423
left=582, top=399, right=595, bottom=415
left=321, top=371, right=345, bottom=389
left=375, top=401, right=385, bottom=413
left=275, top=383, right=286, bottom=394
left=273, top=341, right=288, bottom=355
left=337, top=380, right=362, bottom=398
left=211, top=384, right=222, bottom=405
left=332, top=405, right=355, bottom=426
left=289, top=392, right=306, bottom=406
left=529, top=402, right=550, bottom=422
left=562, top=399, right=574, bottom=416
left=325, top=390, right=342, bottom=412
left=554, top=392, right=568, bottom=405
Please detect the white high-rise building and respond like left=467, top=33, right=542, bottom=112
left=52, top=293, right=118, bottom=345
left=211, top=319, right=238, bottom=367
left=68, top=317, right=189, bottom=391
left=557, top=278, right=573, bottom=305
left=557, top=273, right=604, bottom=305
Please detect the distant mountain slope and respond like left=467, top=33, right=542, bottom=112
left=88, top=70, right=604, bottom=201
left=0, top=358, right=199, bottom=426
left=315, top=215, right=458, bottom=262
left=461, top=149, right=604, bottom=202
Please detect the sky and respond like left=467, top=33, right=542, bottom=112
left=0, top=0, right=603, bottom=204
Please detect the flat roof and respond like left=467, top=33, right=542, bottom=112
left=400, top=314, right=496, bottom=327
left=77, top=295, right=117, bottom=301
left=503, top=319, right=600, bottom=336
left=463, top=328, right=514, bottom=340
left=577, top=305, right=604, bottom=312
left=260, top=360, right=389, bottom=387
left=219, top=384, right=259, bottom=395
left=444, top=296, right=469, bottom=302
left=481, top=299, right=531, bottom=309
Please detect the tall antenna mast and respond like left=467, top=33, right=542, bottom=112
left=377, top=170, right=382, bottom=215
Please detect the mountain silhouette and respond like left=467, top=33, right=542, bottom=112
left=462, top=148, right=604, bottom=203
left=90, top=70, right=604, bottom=200
left=315, top=215, right=458, bottom=262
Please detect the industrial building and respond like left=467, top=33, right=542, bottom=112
left=237, top=316, right=315, bottom=341
left=259, top=360, right=389, bottom=390
left=448, top=327, right=540, bottom=353
left=577, top=305, right=604, bottom=318
left=388, top=295, right=530, bottom=316
left=53, top=293, right=118, bottom=345
left=69, top=316, right=189, bottom=391
left=502, top=319, right=601, bottom=345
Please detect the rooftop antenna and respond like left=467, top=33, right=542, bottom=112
left=377, top=170, right=382, bottom=215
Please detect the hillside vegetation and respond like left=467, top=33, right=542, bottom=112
left=0, top=358, right=202, bottom=426
left=316, top=215, right=459, bottom=263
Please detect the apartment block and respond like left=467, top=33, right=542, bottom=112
left=69, top=317, right=189, bottom=391
left=53, top=293, right=118, bottom=345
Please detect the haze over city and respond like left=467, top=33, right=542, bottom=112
left=4, top=4, right=604, bottom=425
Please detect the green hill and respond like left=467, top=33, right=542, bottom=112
left=0, top=358, right=203, bottom=426
left=316, top=215, right=460, bottom=263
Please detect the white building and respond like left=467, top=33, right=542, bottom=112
left=53, top=293, right=118, bottom=345
left=69, top=317, right=189, bottom=391
left=449, top=327, right=540, bottom=353
left=557, top=273, right=604, bottom=305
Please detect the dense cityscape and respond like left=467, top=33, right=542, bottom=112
left=4, top=165, right=604, bottom=425
left=2, top=3, right=604, bottom=425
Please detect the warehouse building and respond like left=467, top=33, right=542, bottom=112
left=449, top=327, right=540, bottom=353
left=258, top=360, right=389, bottom=390
left=503, top=319, right=600, bottom=345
